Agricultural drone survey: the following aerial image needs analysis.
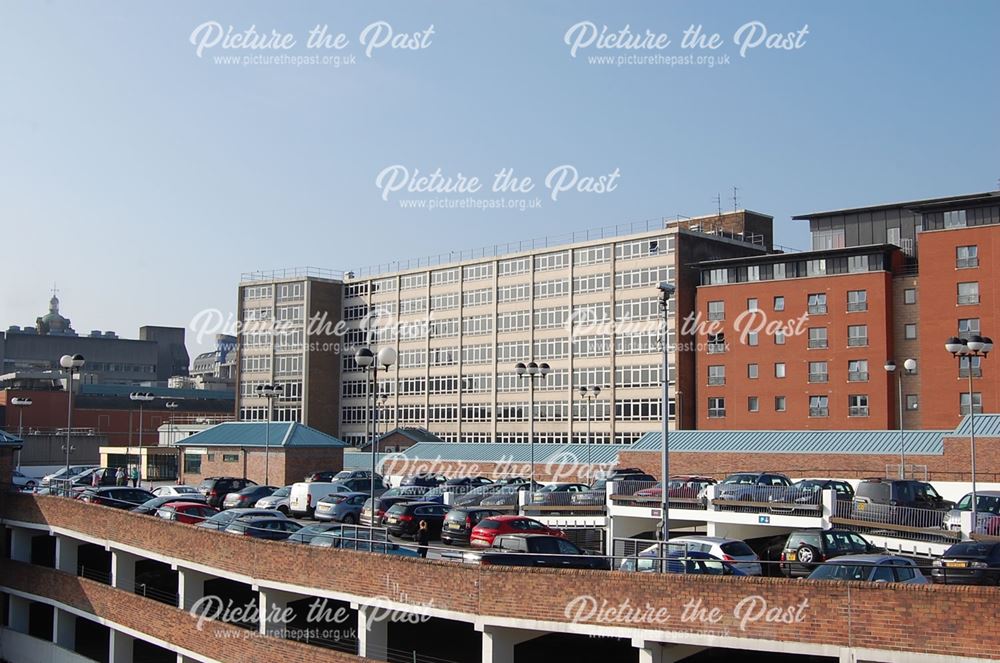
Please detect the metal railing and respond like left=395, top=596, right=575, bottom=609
left=136, top=582, right=179, bottom=607
left=831, top=500, right=958, bottom=544
left=713, top=484, right=815, bottom=513
left=78, top=565, right=112, bottom=585
left=240, top=267, right=345, bottom=283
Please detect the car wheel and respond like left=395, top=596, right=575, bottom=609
left=25, top=481, right=35, bottom=489
left=342, top=514, right=356, bottom=525
left=278, top=505, right=289, bottom=515
left=796, top=545, right=820, bottom=566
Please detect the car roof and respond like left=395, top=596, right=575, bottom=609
left=168, top=501, right=212, bottom=508
left=824, top=554, right=906, bottom=563
left=670, top=536, right=740, bottom=545
left=959, top=490, right=1000, bottom=497
left=482, top=514, right=529, bottom=522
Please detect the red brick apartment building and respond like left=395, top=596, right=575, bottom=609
left=693, top=190, right=1000, bottom=430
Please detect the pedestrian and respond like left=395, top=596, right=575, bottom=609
left=417, top=520, right=430, bottom=558
left=115, top=467, right=125, bottom=486
left=90, top=470, right=99, bottom=488
left=130, top=465, right=140, bottom=488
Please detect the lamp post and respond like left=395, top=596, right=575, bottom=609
left=657, top=281, right=676, bottom=546
left=129, top=392, right=154, bottom=483
left=578, top=386, right=601, bottom=475
left=166, top=401, right=180, bottom=482
left=59, top=354, right=85, bottom=494
left=256, top=384, right=284, bottom=485
left=515, top=361, right=550, bottom=491
left=884, top=359, right=917, bottom=479
left=945, top=335, right=993, bottom=530
left=356, top=346, right=397, bottom=522
left=10, top=397, right=32, bottom=471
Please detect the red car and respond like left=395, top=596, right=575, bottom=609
left=470, top=515, right=564, bottom=548
left=633, top=476, right=716, bottom=501
left=156, top=502, right=219, bottom=525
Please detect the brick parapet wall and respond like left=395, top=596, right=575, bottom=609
left=2, top=494, right=1000, bottom=659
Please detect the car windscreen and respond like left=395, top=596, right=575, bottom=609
left=722, top=475, right=756, bottom=485
left=719, top=541, right=755, bottom=556
left=810, top=564, right=871, bottom=581
left=476, top=519, right=501, bottom=529
left=946, top=542, right=996, bottom=557
left=823, top=531, right=869, bottom=553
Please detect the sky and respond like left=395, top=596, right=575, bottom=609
left=2, top=0, right=998, bottom=359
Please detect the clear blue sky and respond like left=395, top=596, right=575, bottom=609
left=2, top=1, right=998, bottom=358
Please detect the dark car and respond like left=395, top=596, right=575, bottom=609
left=79, top=487, right=155, bottom=509
left=307, top=469, right=382, bottom=484
left=619, top=548, right=749, bottom=576
left=932, top=541, right=1000, bottom=585
left=361, top=495, right=426, bottom=526
left=850, top=479, right=953, bottom=526
left=478, top=483, right=541, bottom=508
left=476, top=534, right=611, bottom=570
left=768, top=479, right=855, bottom=513
left=380, top=486, right=432, bottom=499
left=156, top=502, right=219, bottom=524
left=198, top=477, right=258, bottom=508
left=70, top=467, right=117, bottom=488
left=571, top=470, right=656, bottom=506
left=779, top=529, right=879, bottom=577
left=224, top=516, right=303, bottom=541
left=453, top=483, right=509, bottom=507
left=197, top=507, right=285, bottom=531
left=335, top=477, right=387, bottom=495
left=222, top=485, right=279, bottom=510
left=714, top=472, right=793, bottom=503
left=400, top=472, right=446, bottom=488
left=633, top=476, right=717, bottom=502
left=383, top=501, right=451, bottom=539
left=132, top=494, right=209, bottom=515
left=441, top=507, right=506, bottom=546
left=286, top=522, right=343, bottom=545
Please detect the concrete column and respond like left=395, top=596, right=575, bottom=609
left=8, top=594, right=30, bottom=633
left=177, top=567, right=208, bottom=611
left=632, top=640, right=705, bottom=663
left=357, top=604, right=389, bottom=661
left=53, top=608, right=76, bottom=649
left=479, top=625, right=538, bottom=663
left=258, top=588, right=297, bottom=637
left=111, top=550, right=137, bottom=593
left=517, top=488, right=528, bottom=515
left=821, top=489, right=837, bottom=529
left=839, top=648, right=857, bottom=663
left=109, top=629, right=134, bottom=663
left=9, top=527, right=33, bottom=563
left=55, top=536, right=80, bottom=574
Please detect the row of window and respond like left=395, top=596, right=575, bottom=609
left=343, top=398, right=664, bottom=424
left=707, top=395, right=875, bottom=418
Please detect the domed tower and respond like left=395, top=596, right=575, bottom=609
left=35, top=290, right=76, bottom=336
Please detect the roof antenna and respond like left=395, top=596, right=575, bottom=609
left=732, top=186, right=740, bottom=212
left=714, top=193, right=722, bottom=217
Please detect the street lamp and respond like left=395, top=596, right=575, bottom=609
left=515, top=360, right=550, bottom=491
left=129, top=392, right=155, bottom=484
left=945, top=335, right=993, bottom=530
left=256, top=384, right=284, bottom=485
left=884, top=359, right=917, bottom=479
left=166, top=401, right=180, bottom=482
left=59, top=354, right=85, bottom=494
left=657, top=281, right=676, bottom=547
left=578, top=386, right=601, bottom=475
left=10, top=397, right=32, bottom=471
left=356, top=346, right=397, bottom=521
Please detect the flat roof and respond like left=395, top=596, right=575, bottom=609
left=792, top=191, right=999, bottom=220
left=696, top=243, right=897, bottom=268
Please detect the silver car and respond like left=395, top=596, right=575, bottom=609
left=807, top=555, right=928, bottom=584
left=255, top=486, right=292, bottom=515
left=942, top=491, right=1000, bottom=532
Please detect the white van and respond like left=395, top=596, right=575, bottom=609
left=289, top=481, right=342, bottom=517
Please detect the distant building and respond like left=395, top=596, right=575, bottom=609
left=184, top=334, right=237, bottom=391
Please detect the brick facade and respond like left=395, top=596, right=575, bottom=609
left=180, top=446, right=344, bottom=486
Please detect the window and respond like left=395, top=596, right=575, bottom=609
left=807, top=293, right=827, bottom=315
left=903, top=288, right=917, bottom=305
left=748, top=397, right=759, bottom=413
left=944, top=210, right=967, bottom=228
left=399, top=273, right=428, bottom=290
left=615, top=236, right=673, bottom=260
left=847, top=325, right=868, bottom=347
left=615, top=266, right=673, bottom=290
left=223, top=454, right=240, bottom=463
left=747, top=331, right=759, bottom=347
left=748, top=363, right=759, bottom=379
left=958, top=318, right=980, bottom=340
left=708, top=301, right=725, bottom=321
left=847, top=290, right=868, bottom=312
left=960, top=392, right=983, bottom=415
left=534, top=278, right=569, bottom=299
left=708, top=397, right=726, bottom=418
left=463, top=263, right=494, bottom=281
left=573, top=273, right=611, bottom=294
left=534, top=306, right=570, bottom=329
left=463, top=288, right=493, bottom=308
left=808, top=328, right=828, bottom=349
left=747, top=298, right=759, bottom=312
left=399, top=297, right=427, bottom=315
left=849, top=395, right=869, bottom=417
left=431, top=292, right=460, bottom=311
left=497, top=283, right=531, bottom=303
left=574, top=245, right=611, bottom=266
left=905, top=324, right=917, bottom=340
left=957, top=282, right=980, bottom=305
left=183, top=454, right=202, bottom=474
left=707, top=365, right=725, bottom=386
left=773, top=296, right=785, bottom=312
left=809, top=395, right=829, bottom=417
left=808, top=361, right=829, bottom=383
left=534, top=251, right=569, bottom=272
left=774, top=331, right=786, bottom=345
left=707, top=333, right=726, bottom=354
left=956, top=245, right=979, bottom=269
left=959, top=355, right=983, bottom=378
left=774, top=362, right=786, bottom=378
left=906, top=394, right=919, bottom=411
left=431, top=268, right=459, bottom=285
left=499, top=257, right=530, bottom=276
left=848, top=359, right=869, bottom=382
left=462, top=344, right=493, bottom=365
left=774, top=396, right=786, bottom=412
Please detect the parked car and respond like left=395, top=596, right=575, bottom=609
left=474, top=534, right=610, bottom=570
left=286, top=522, right=343, bottom=545
left=932, top=541, right=1000, bottom=585
left=666, top=536, right=763, bottom=575
left=383, top=501, right=451, bottom=539
left=224, top=516, right=303, bottom=541
left=479, top=483, right=540, bottom=508
left=941, top=491, right=1000, bottom=532
left=780, top=529, right=880, bottom=577
left=768, top=479, right=855, bottom=513
left=289, top=481, right=343, bottom=518
left=12, top=470, right=41, bottom=490
left=361, top=495, right=427, bottom=526
left=132, top=494, right=208, bottom=515
left=156, top=502, right=219, bottom=524
left=306, top=469, right=382, bottom=484
left=571, top=469, right=656, bottom=506
left=714, top=472, right=793, bottom=503
left=254, top=486, right=292, bottom=514
left=198, top=477, right=258, bottom=508
left=620, top=547, right=749, bottom=576
left=310, top=529, right=420, bottom=557
left=444, top=476, right=493, bottom=488
left=400, top=472, right=446, bottom=488
left=470, top=515, right=564, bottom=548
left=850, top=479, right=953, bottom=526
left=529, top=483, right=590, bottom=505
left=632, top=476, right=716, bottom=501
left=452, top=483, right=509, bottom=507
left=304, top=470, right=341, bottom=483
left=314, top=491, right=369, bottom=523
left=380, top=486, right=432, bottom=499
left=197, top=508, right=286, bottom=531
left=441, top=507, right=506, bottom=546
left=222, top=485, right=279, bottom=510
left=151, top=485, right=202, bottom=498
left=79, top=487, right=155, bottom=509
left=806, top=555, right=928, bottom=584
left=41, top=465, right=98, bottom=486
left=69, top=468, right=116, bottom=488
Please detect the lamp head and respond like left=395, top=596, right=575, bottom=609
left=944, top=337, right=967, bottom=356
left=982, top=337, right=994, bottom=356
left=539, top=362, right=551, bottom=376
left=377, top=346, right=398, bottom=368
left=592, top=385, right=601, bottom=396
left=903, top=358, right=917, bottom=372
left=658, top=281, right=676, bottom=298
left=527, top=361, right=538, bottom=376
left=967, top=335, right=986, bottom=354
left=883, top=360, right=896, bottom=373
left=354, top=347, right=374, bottom=368
left=514, top=362, right=526, bottom=376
